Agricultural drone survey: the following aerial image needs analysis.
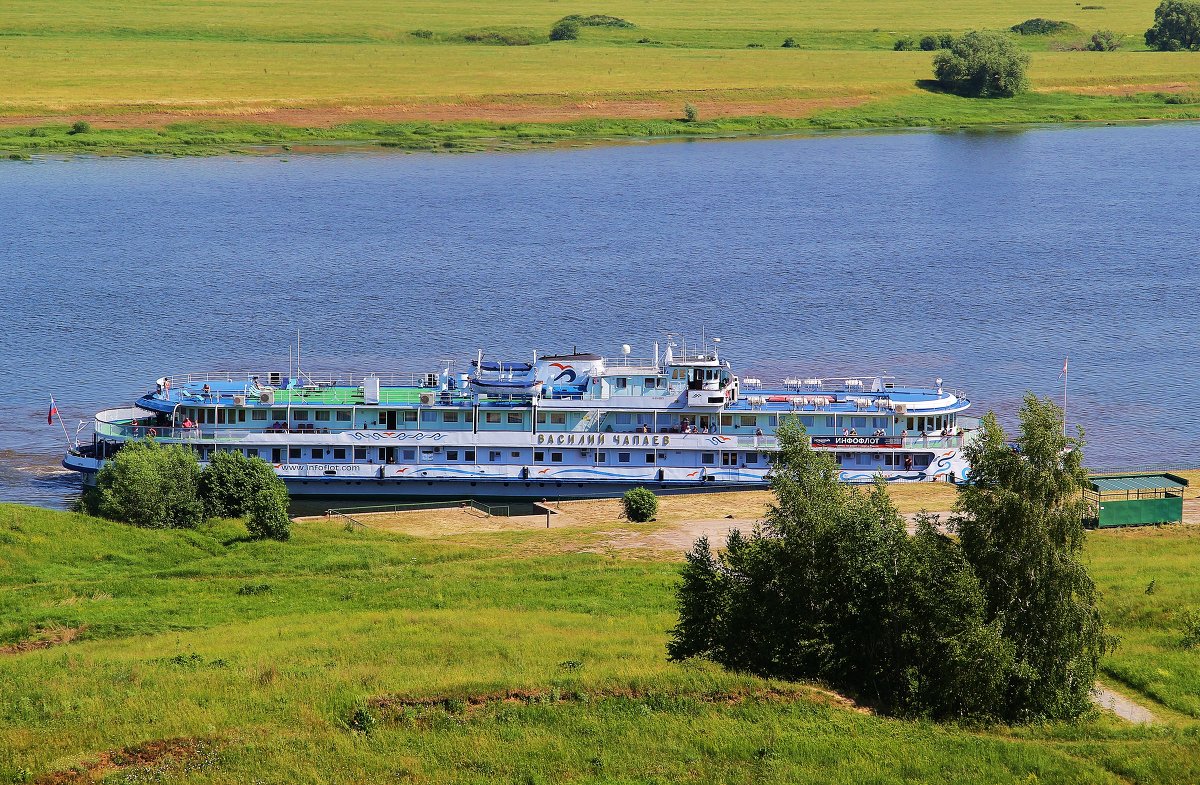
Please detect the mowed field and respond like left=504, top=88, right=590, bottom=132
left=2, top=0, right=1200, bottom=128
left=4, top=484, right=1200, bottom=783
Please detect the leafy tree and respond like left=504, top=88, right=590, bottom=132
left=199, top=450, right=285, bottom=518
left=683, top=102, right=699, bottom=122
left=933, top=31, right=1030, bottom=97
left=621, top=487, right=659, bottom=522
left=952, top=395, right=1106, bottom=721
left=82, top=439, right=203, bottom=529
left=1145, top=0, right=1200, bottom=50
left=781, top=37, right=798, bottom=48
left=549, top=18, right=580, bottom=41
left=68, top=120, right=91, bottom=135
left=937, top=33, right=956, bottom=49
left=919, top=35, right=939, bottom=51
left=247, top=485, right=292, bottom=541
left=668, top=421, right=1012, bottom=719
left=1087, top=30, right=1123, bottom=50
left=893, top=36, right=915, bottom=51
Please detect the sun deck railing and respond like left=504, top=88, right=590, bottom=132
left=161, top=370, right=440, bottom=391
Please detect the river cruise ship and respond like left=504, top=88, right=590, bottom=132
left=63, top=341, right=976, bottom=499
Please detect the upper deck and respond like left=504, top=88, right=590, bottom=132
left=138, top=369, right=968, bottom=418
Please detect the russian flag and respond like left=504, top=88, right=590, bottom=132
left=48, top=398, right=58, bottom=426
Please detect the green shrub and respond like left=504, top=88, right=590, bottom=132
left=559, top=14, right=634, bottom=28
left=462, top=29, right=533, bottom=45
left=893, top=36, right=915, bottom=51
left=410, top=29, right=434, bottom=39
left=683, top=102, right=698, bottom=122
left=621, top=487, right=658, bottom=523
left=550, top=18, right=580, bottom=41
left=919, top=35, right=939, bottom=51
left=82, top=439, right=204, bottom=529
left=746, top=42, right=764, bottom=48
left=938, top=33, right=957, bottom=48
left=247, top=486, right=292, bottom=541
left=27, top=127, right=47, bottom=138
left=1087, top=30, right=1122, bottom=50
left=1011, top=18, right=1078, bottom=35
left=199, top=450, right=285, bottom=519
left=781, top=37, right=798, bottom=48
left=933, top=31, right=1030, bottom=97
left=1180, top=608, right=1200, bottom=648
left=68, top=120, right=91, bottom=135
left=1145, top=0, right=1200, bottom=50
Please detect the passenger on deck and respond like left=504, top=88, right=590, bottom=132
left=755, top=427, right=764, bottom=437
left=849, top=427, right=858, bottom=436
left=842, top=428, right=850, bottom=436
left=201, top=383, right=211, bottom=399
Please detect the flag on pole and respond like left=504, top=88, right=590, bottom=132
left=1061, top=357, right=1068, bottom=376
left=47, top=397, right=59, bottom=426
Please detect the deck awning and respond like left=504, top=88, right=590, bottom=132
left=1087, top=474, right=1188, bottom=493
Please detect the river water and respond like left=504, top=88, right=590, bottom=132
left=2, top=124, right=1197, bottom=508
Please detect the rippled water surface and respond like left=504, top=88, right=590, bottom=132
left=2, top=125, right=1197, bottom=508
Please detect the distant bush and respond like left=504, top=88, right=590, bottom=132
left=1087, top=30, right=1123, bottom=49
left=463, top=29, right=534, bottom=45
left=1180, top=608, right=1200, bottom=648
left=1082, top=4, right=1106, bottom=8
left=68, top=120, right=91, bottom=135
left=781, top=37, right=798, bottom=48
left=1163, top=91, right=1200, bottom=103
left=409, top=29, right=434, bottom=39
left=894, top=36, right=915, bottom=50
left=549, top=18, right=581, bottom=41
left=1011, top=18, right=1078, bottom=35
left=81, top=439, right=204, bottom=530
left=559, top=14, right=635, bottom=28
left=236, top=583, right=272, bottom=596
left=683, top=102, right=699, bottom=122
left=1145, top=0, right=1200, bottom=50
left=938, top=33, right=957, bottom=48
left=247, top=486, right=292, bottom=541
left=27, top=127, right=47, bottom=138
left=934, top=31, right=1030, bottom=97
left=199, top=450, right=287, bottom=520
left=919, top=35, right=939, bottom=50
left=621, top=487, right=658, bottom=522
left=746, top=42, right=764, bottom=48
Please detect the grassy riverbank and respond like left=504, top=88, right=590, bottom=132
left=5, top=89, right=1200, bottom=159
left=2, top=0, right=1200, bottom=156
left=3, top=495, right=1200, bottom=783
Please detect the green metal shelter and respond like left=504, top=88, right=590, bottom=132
left=1084, top=473, right=1190, bottom=528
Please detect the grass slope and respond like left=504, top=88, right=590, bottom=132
left=1, top=0, right=1199, bottom=155
left=3, top=502, right=1200, bottom=783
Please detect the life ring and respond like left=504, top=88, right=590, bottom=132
left=147, top=428, right=157, bottom=437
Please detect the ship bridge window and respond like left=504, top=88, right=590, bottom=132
left=671, top=369, right=686, bottom=381
left=315, top=410, right=331, bottom=422
left=645, top=377, right=662, bottom=389
left=507, top=411, right=523, bottom=424
left=615, top=378, right=628, bottom=389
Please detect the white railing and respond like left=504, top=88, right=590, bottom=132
left=161, top=370, right=440, bottom=390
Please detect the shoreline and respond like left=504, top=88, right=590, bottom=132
left=5, top=89, right=1200, bottom=159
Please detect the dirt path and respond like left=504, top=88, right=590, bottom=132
left=1092, top=685, right=1156, bottom=724
left=0, top=95, right=872, bottom=130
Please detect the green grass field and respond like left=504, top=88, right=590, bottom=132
left=3, top=502, right=1200, bottom=783
left=1, top=0, right=1199, bottom=155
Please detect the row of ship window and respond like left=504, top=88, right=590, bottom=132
left=192, top=445, right=932, bottom=469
